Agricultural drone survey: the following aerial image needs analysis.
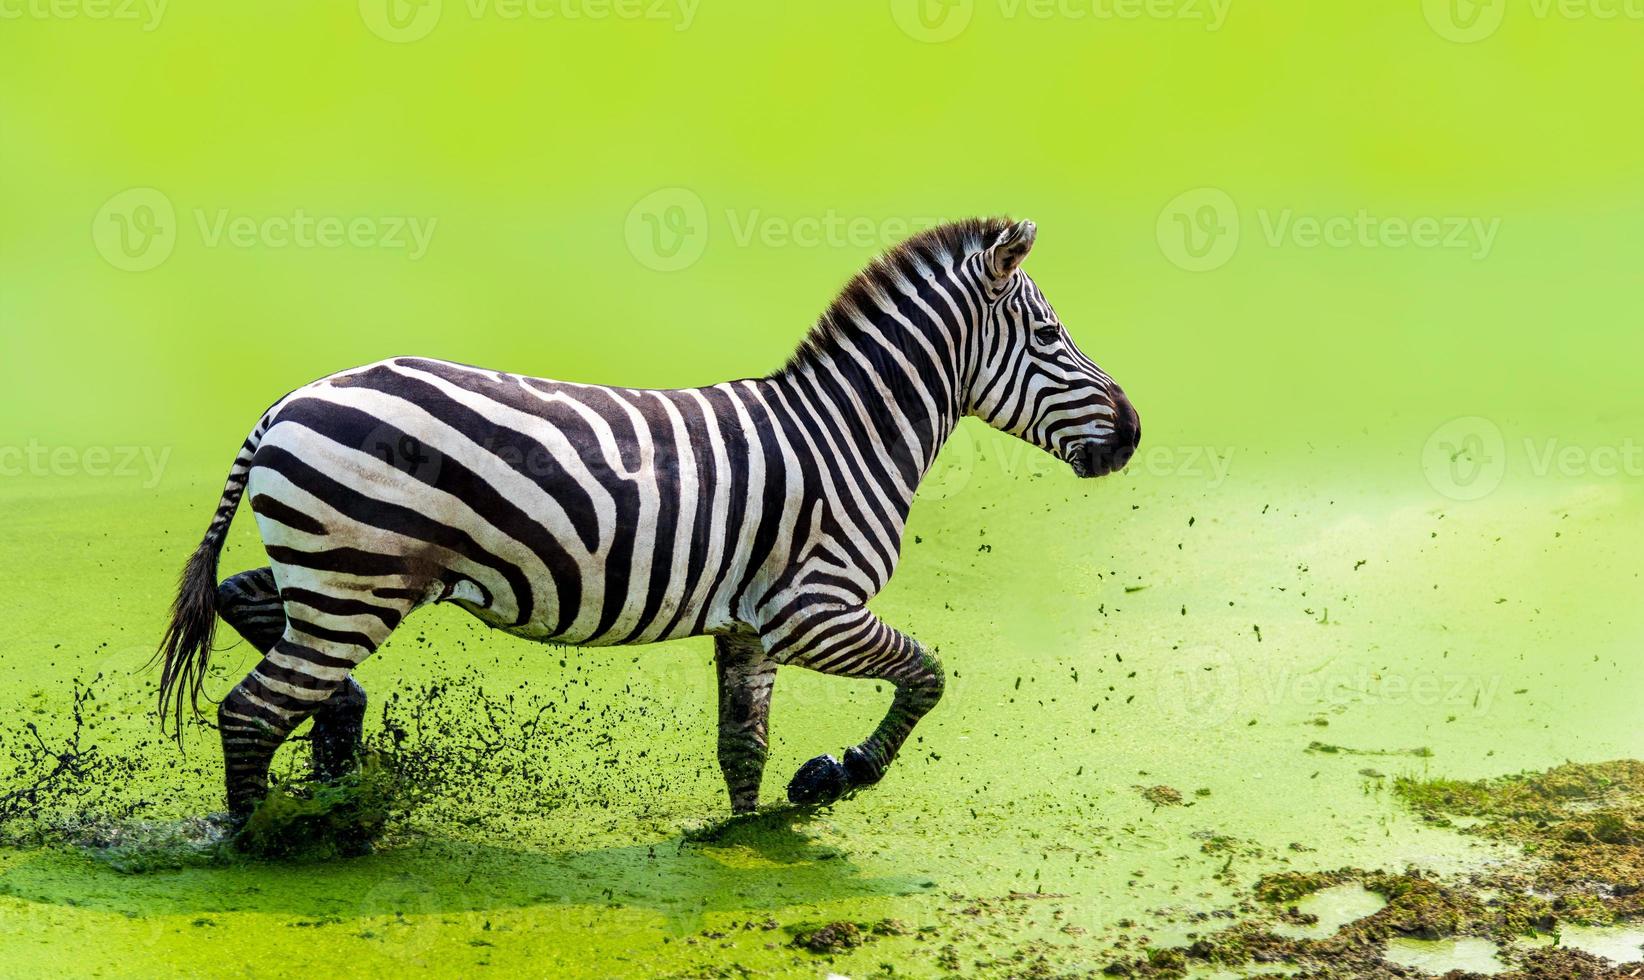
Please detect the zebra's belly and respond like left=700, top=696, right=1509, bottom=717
left=437, top=559, right=742, bottom=648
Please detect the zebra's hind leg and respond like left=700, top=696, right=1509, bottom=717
left=218, top=589, right=409, bottom=817
left=309, top=677, right=368, bottom=781
left=715, top=632, right=777, bottom=814
left=772, top=607, right=945, bottom=807
left=216, top=567, right=369, bottom=781
left=216, top=567, right=285, bottom=652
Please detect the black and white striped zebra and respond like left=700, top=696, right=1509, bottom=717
left=154, top=217, right=1140, bottom=817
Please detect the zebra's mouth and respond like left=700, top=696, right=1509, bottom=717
left=1067, top=438, right=1132, bottom=479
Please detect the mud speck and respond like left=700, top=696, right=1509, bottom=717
left=1139, top=785, right=1184, bottom=808
left=790, top=920, right=863, bottom=954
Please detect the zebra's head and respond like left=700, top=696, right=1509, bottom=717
left=966, top=219, right=1141, bottom=478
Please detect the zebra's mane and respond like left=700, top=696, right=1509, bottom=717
left=782, top=216, right=1013, bottom=374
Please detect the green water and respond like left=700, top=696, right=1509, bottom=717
left=1384, top=936, right=1508, bottom=976
left=2, top=456, right=1640, bottom=975
left=5, top=2, right=1644, bottom=976
left=1270, top=883, right=1387, bottom=941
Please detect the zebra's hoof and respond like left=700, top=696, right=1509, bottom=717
left=787, top=754, right=850, bottom=806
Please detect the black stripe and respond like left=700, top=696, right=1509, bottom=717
left=254, top=659, right=339, bottom=693
left=286, top=616, right=377, bottom=649
left=249, top=493, right=328, bottom=535
left=274, top=638, right=361, bottom=672
left=265, top=544, right=410, bottom=577
left=728, top=383, right=796, bottom=614
left=280, top=588, right=403, bottom=628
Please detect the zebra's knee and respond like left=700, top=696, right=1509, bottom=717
left=218, top=686, right=277, bottom=745
left=216, top=567, right=277, bottom=608
left=215, top=568, right=284, bottom=652
left=902, top=647, right=945, bottom=711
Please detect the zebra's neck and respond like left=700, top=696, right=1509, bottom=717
left=761, top=220, right=1014, bottom=521
left=768, top=308, right=975, bottom=514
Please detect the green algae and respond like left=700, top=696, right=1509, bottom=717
left=1396, top=761, right=1644, bottom=923
left=4, top=466, right=1644, bottom=976
left=233, top=751, right=424, bottom=861
left=1102, top=761, right=1644, bottom=977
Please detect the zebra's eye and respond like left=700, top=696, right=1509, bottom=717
left=1033, top=325, right=1061, bottom=346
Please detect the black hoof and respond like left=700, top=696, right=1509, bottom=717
left=787, top=754, right=850, bottom=806
left=843, top=746, right=884, bottom=786
left=209, top=809, right=249, bottom=838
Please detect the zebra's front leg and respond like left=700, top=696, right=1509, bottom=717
left=774, top=607, right=945, bottom=807
left=715, top=632, right=777, bottom=814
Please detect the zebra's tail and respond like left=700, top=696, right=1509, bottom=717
left=153, top=416, right=271, bottom=740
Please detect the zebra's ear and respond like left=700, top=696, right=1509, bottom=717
left=984, top=219, right=1037, bottom=284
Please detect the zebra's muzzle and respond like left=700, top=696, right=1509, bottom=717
left=1067, top=394, right=1140, bottom=478
left=1068, top=437, right=1134, bottom=479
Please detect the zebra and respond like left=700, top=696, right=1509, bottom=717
left=154, top=216, right=1140, bottom=818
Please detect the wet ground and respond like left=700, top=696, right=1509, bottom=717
left=1, top=439, right=1641, bottom=977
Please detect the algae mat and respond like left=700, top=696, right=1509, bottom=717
left=2, top=448, right=1642, bottom=977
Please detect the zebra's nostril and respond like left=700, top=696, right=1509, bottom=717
left=1120, top=399, right=1141, bottom=449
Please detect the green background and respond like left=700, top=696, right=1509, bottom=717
left=3, top=2, right=1643, bottom=976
